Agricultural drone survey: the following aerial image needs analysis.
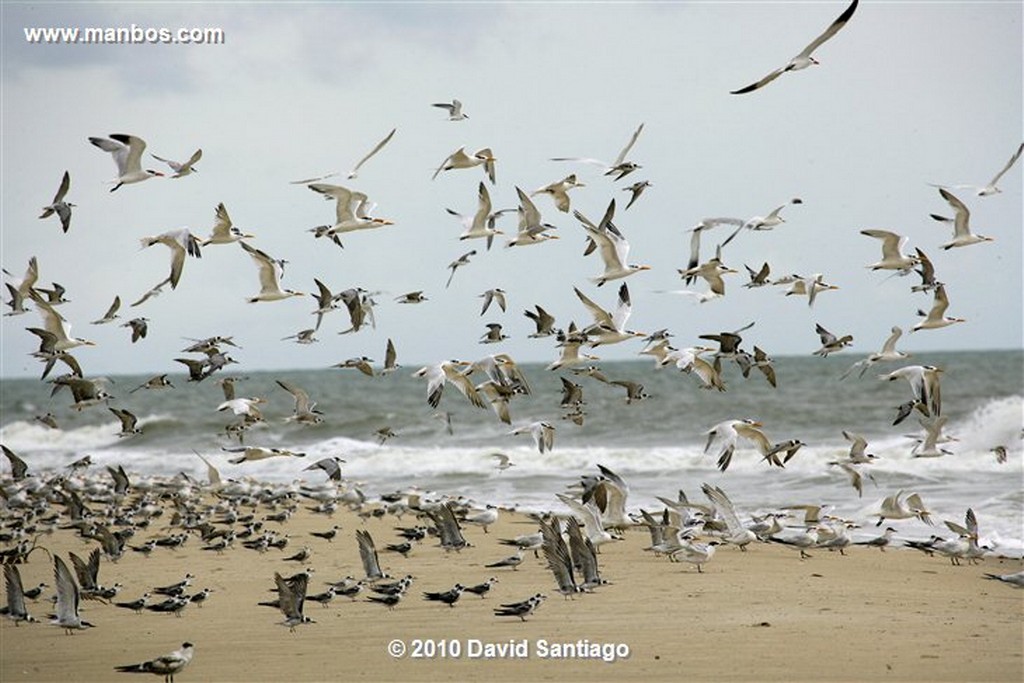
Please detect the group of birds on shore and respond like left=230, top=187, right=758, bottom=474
left=2, top=2, right=1022, bottom=677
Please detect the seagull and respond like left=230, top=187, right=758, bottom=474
left=505, top=187, right=559, bottom=247
left=721, top=199, right=803, bottom=246
left=109, top=407, right=142, bottom=437
left=221, top=446, right=305, bottom=464
left=308, top=183, right=393, bottom=234
left=701, top=483, right=757, bottom=549
left=812, top=323, right=853, bottom=357
left=881, top=365, right=942, bottom=418
left=3, top=256, right=38, bottom=317
left=910, top=416, right=956, bottom=458
left=780, top=273, right=839, bottom=307
left=480, top=323, right=509, bottom=344
left=354, top=530, right=388, bottom=581
left=532, top=173, right=584, bottom=213
left=524, top=304, right=556, bottom=337
left=931, top=188, right=995, bottom=249
left=274, top=572, right=313, bottom=632
left=347, top=127, right=396, bottom=179
left=840, top=326, right=909, bottom=379
left=486, top=550, right=524, bottom=571
left=445, top=250, right=477, bottom=288
left=240, top=241, right=304, bottom=302
left=911, top=247, right=941, bottom=294
left=151, top=148, right=202, bottom=178
left=202, top=203, right=254, bottom=245
left=489, top=452, right=515, bottom=472
left=139, top=229, right=202, bottom=289
left=574, top=200, right=651, bottom=285
left=89, top=134, right=165, bottom=190
left=91, top=296, right=122, bottom=325
left=423, top=584, right=465, bottom=608
left=730, top=0, right=859, bottom=94
left=29, top=290, right=95, bottom=351
left=552, top=122, right=645, bottom=180
left=912, top=284, right=965, bottom=332
left=575, top=283, right=644, bottom=347
left=478, top=288, right=507, bottom=316
left=983, top=571, right=1024, bottom=588
left=861, top=229, right=919, bottom=273
left=874, top=490, right=933, bottom=526
left=122, top=317, right=149, bottom=343
left=52, top=555, right=95, bottom=634
left=448, top=182, right=502, bottom=248
left=276, top=379, right=323, bottom=425
left=3, top=565, right=36, bottom=626
left=433, top=147, right=497, bottom=184
left=39, top=170, right=75, bottom=233
left=395, top=291, right=427, bottom=304
left=334, top=356, right=375, bottom=377
left=510, top=421, right=555, bottom=453
left=704, top=418, right=771, bottom=471
left=432, top=98, right=468, bottom=120
left=114, top=642, right=195, bottom=682
left=676, top=258, right=738, bottom=299
left=304, top=456, right=345, bottom=481
left=494, top=593, right=546, bottom=621
left=622, top=180, right=652, bottom=210
left=931, top=142, right=1023, bottom=196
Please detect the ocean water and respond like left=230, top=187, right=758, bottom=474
left=1, top=350, right=1021, bottom=548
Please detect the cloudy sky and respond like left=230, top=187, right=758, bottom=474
left=2, top=1, right=1021, bottom=379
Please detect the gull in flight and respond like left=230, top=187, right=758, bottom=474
left=778, top=273, right=839, bottom=307
left=139, top=229, right=202, bottom=289
left=433, top=146, right=497, bottom=184
left=532, top=173, right=584, bottom=213
left=510, top=421, right=555, bottom=453
left=524, top=304, right=556, bottom=337
left=676, top=256, right=738, bottom=301
left=479, top=288, right=507, bottom=316
left=552, top=122, right=645, bottom=180
left=812, top=323, right=853, bottom=357
left=703, top=418, right=770, bottom=471
left=912, top=284, right=965, bottom=332
left=432, top=99, right=468, bottom=120
left=447, top=182, right=502, bottom=249
left=413, top=360, right=487, bottom=409
left=730, top=0, right=860, bottom=94
left=931, top=142, right=1023, bottom=196
left=873, top=490, right=933, bottom=526
left=506, top=187, right=559, bottom=247
left=240, top=242, right=304, bottom=302
left=221, top=446, right=305, bottom=464
left=445, top=250, right=477, bottom=288
left=29, top=290, right=95, bottom=351
left=39, top=171, right=75, bottom=233
left=909, top=416, right=956, bottom=458
left=3, top=256, right=38, bottom=316
left=930, top=188, right=995, bottom=249
left=861, top=229, right=919, bottom=273
left=114, top=642, right=195, bottom=681
left=308, top=184, right=393, bottom=235
left=151, top=148, right=202, bottom=178
left=623, top=180, right=652, bottom=210
left=881, top=365, right=942, bottom=418
left=574, top=200, right=650, bottom=285
left=202, top=203, right=254, bottom=245
left=347, top=127, right=396, bottom=179
left=840, top=326, right=908, bottom=379
left=721, top=198, right=803, bottom=246
left=575, top=283, right=644, bottom=347
left=276, top=379, right=323, bottom=425
left=91, top=296, right=122, bottom=325
left=89, top=133, right=165, bottom=191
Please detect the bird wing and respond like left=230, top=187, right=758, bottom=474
left=240, top=242, right=283, bottom=295
left=4, top=565, right=28, bottom=617
left=988, top=142, right=1024, bottom=186
left=111, top=133, right=147, bottom=174
left=53, top=555, right=81, bottom=622
left=356, top=530, right=383, bottom=578
left=349, top=127, right=396, bottom=178
left=612, top=123, right=645, bottom=167
left=938, top=188, right=971, bottom=238
left=574, top=287, right=613, bottom=329
left=795, top=0, right=860, bottom=59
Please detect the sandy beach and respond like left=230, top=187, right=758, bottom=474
left=1, top=490, right=1021, bottom=683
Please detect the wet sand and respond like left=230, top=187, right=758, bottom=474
left=1, top=499, right=1021, bottom=682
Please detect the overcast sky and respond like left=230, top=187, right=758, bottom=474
left=2, top=1, right=1021, bottom=379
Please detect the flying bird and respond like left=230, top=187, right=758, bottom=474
left=151, top=148, right=202, bottom=178
left=39, top=170, right=75, bottom=233
left=89, top=133, right=164, bottom=190
left=930, top=188, right=995, bottom=249
left=730, top=0, right=859, bottom=94
left=930, top=142, right=1023, bottom=196
left=139, top=229, right=202, bottom=290
left=432, top=98, right=468, bottom=120
left=347, top=127, right=397, bottom=179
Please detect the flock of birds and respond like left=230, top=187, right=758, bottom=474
left=2, top=0, right=1023, bottom=677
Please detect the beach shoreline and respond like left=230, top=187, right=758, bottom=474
left=2, top=491, right=1021, bottom=683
